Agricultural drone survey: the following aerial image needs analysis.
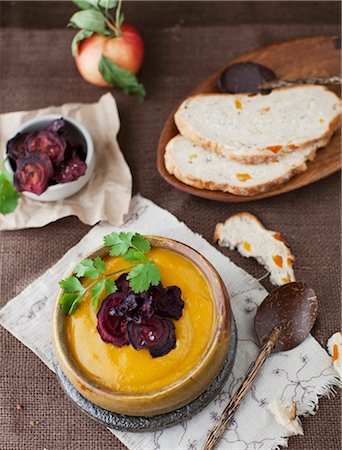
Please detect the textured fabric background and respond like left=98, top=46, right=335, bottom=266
left=0, top=2, right=341, bottom=449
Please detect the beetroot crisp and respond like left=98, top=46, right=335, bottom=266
left=25, top=130, right=67, bottom=165
left=6, top=118, right=87, bottom=196
left=97, top=274, right=184, bottom=357
left=14, top=152, right=53, bottom=195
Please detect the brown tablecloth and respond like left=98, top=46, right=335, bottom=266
left=1, top=2, right=341, bottom=449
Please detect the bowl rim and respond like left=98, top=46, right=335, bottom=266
left=4, top=114, right=94, bottom=193
left=52, top=235, right=232, bottom=407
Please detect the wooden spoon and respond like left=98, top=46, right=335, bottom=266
left=261, top=75, right=341, bottom=90
left=202, top=281, right=318, bottom=450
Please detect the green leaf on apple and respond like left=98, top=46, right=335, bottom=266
left=98, top=55, right=146, bottom=100
left=72, top=0, right=99, bottom=10
left=71, top=30, right=94, bottom=56
left=98, top=0, right=118, bottom=9
left=69, top=10, right=110, bottom=35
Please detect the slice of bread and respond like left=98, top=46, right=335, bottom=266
left=174, top=85, right=341, bottom=164
left=164, top=135, right=325, bottom=196
left=214, top=212, right=295, bottom=286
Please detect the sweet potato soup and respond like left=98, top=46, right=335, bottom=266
left=66, top=247, right=214, bottom=393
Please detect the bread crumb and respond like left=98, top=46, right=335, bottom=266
left=268, top=400, right=303, bottom=435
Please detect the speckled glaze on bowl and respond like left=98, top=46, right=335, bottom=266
left=52, top=236, right=232, bottom=417
left=5, top=114, right=95, bottom=202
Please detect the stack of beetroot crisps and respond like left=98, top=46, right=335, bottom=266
left=97, top=273, right=185, bottom=357
left=6, top=118, right=87, bottom=195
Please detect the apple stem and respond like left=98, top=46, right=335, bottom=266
left=106, top=18, right=118, bottom=36
left=104, top=1, right=122, bottom=38
left=115, top=0, right=123, bottom=34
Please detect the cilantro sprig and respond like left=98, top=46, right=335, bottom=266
left=59, top=232, right=161, bottom=315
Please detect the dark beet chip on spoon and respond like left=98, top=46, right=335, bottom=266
left=218, top=61, right=277, bottom=94
left=97, top=292, right=130, bottom=347
left=13, top=151, right=54, bottom=195
left=25, top=130, right=67, bottom=165
left=152, top=285, right=184, bottom=320
left=127, top=316, right=176, bottom=357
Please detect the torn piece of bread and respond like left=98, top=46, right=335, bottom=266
left=174, top=85, right=341, bottom=164
left=267, top=401, right=303, bottom=436
left=165, top=135, right=323, bottom=196
left=327, top=332, right=342, bottom=380
left=214, top=212, right=295, bottom=286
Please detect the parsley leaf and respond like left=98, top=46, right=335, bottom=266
left=0, top=168, right=20, bottom=215
left=94, top=256, right=107, bottom=274
left=60, top=293, right=84, bottom=315
left=103, top=232, right=160, bottom=294
left=59, top=275, right=86, bottom=314
left=59, top=233, right=161, bottom=315
left=74, top=257, right=106, bottom=278
left=91, top=280, right=106, bottom=310
left=127, top=261, right=161, bottom=293
left=105, top=278, right=118, bottom=294
left=104, top=231, right=134, bottom=256
left=59, top=276, right=85, bottom=294
left=124, top=248, right=148, bottom=263
left=132, top=233, right=151, bottom=253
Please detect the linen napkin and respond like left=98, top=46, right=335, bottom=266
left=0, top=93, right=132, bottom=230
left=0, top=195, right=339, bottom=450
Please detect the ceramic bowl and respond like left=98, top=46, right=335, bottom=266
left=5, top=114, right=95, bottom=202
left=52, top=236, right=232, bottom=417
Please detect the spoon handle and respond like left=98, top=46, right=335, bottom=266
left=261, top=75, right=341, bottom=90
left=201, top=327, right=280, bottom=450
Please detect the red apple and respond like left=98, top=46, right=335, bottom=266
left=75, top=33, right=109, bottom=87
left=74, top=24, right=144, bottom=87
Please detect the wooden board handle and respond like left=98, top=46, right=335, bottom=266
left=201, top=327, right=280, bottom=450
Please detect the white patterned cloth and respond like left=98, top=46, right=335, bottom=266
left=0, top=196, right=340, bottom=450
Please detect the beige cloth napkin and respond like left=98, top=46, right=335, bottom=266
left=0, top=93, right=132, bottom=230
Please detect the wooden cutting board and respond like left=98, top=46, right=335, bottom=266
left=157, top=36, right=341, bottom=202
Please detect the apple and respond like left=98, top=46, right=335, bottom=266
left=74, top=24, right=144, bottom=87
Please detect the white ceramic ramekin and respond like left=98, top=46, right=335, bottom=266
left=5, top=114, right=95, bottom=202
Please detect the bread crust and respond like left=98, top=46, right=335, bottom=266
left=174, top=86, right=341, bottom=164
left=165, top=140, right=312, bottom=196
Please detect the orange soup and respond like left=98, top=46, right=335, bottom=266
left=66, top=247, right=214, bottom=393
